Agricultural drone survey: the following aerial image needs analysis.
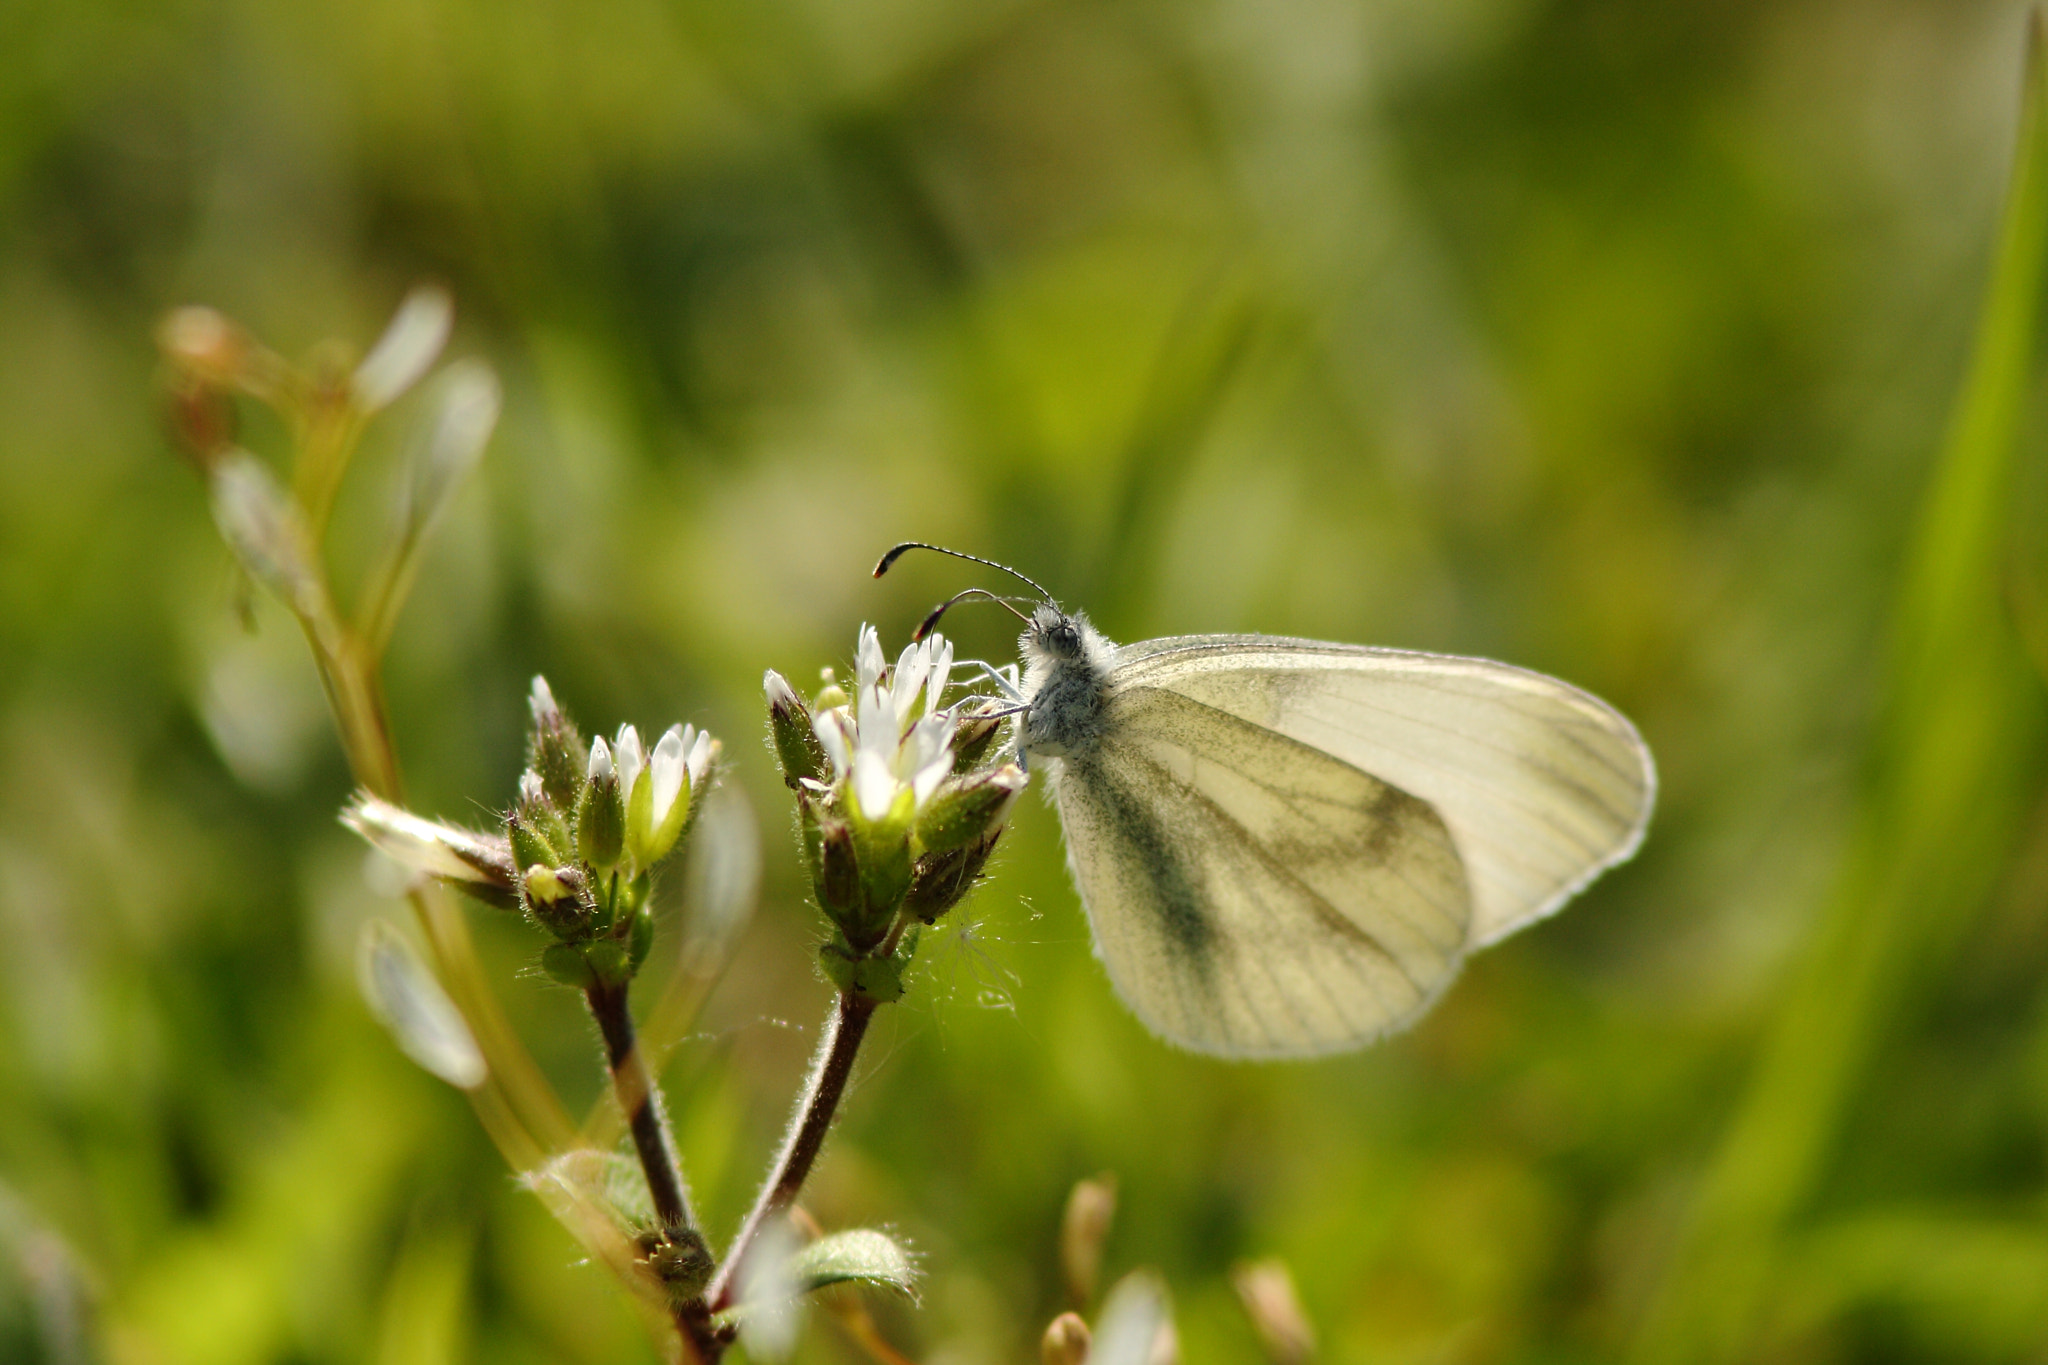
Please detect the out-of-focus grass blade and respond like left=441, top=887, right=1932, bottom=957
left=1773, top=1213, right=2048, bottom=1355
left=1631, top=12, right=2048, bottom=1363
left=357, top=919, right=488, bottom=1090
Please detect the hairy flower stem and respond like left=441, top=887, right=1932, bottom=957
left=709, top=989, right=879, bottom=1311
left=585, top=982, right=696, bottom=1233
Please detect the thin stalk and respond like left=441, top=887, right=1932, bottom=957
left=585, top=981, right=696, bottom=1233
left=708, top=989, right=879, bottom=1311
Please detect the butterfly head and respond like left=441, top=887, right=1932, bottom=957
left=1020, top=604, right=1115, bottom=759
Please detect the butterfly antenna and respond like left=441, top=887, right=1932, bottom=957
left=914, top=588, right=1033, bottom=642
left=873, top=542, right=1055, bottom=602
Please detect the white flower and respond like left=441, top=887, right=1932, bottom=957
left=625, top=721, right=717, bottom=868
left=587, top=735, right=614, bottom=782
left=813, top=626, right=959, bottom=823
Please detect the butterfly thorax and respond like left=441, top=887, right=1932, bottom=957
left=1019, top=604, right=1116, bottom=760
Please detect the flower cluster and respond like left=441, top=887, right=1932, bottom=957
left=765, top=626, right=1025, bottom=1002
left=344, top=676, right=719, bottom=991
left=510, top=677, right=719, bottom=989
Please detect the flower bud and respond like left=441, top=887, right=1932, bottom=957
left=528, top=676, right=587, bottom=809
left=637, top=1227, right=715, bottom=1301
left=916, top=764, right=1025, bottom=856
left=629, top=723, right=710, bottom=868
left=577, top=739, right=626, bottom=869
left=1042, top=1313, right=1091, bottom=1365
left=1230, top=1259, right=1316, bottom=1365
left=765, top=670, right=828, bottom=788
left=904, top=830, right=999, bottom=924
left=812, top=814, right=861, bottom=926
left=952, top=703, right=1008, bottom=770
left=523, top=864, right=593, bottom=937
left=1061, top=1174, right=1118, bottom=1307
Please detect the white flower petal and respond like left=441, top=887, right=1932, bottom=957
left=813, top=710, right=853, bottom=778
left=924, top=636, right=955, bottom=717
left=650, top=726, right=687, bottom=825
left=518, top=771, right=545, bottom=806
left=614, top=724, right=646, bottom=799
left=910, top=750, right=953, bottom=810
left=853, top=748, right=901, bottom=822
left=529, top=675, right=559, bottom=724
left=686, top=730, right=716, bottom=789
left=763, top=669, right=798, bottom=710
left=855, top=624, right=886, bottom=692
left=587, top=735, right=613, bottom=782
left=892, top=641, right=930, bottom=730
left=857, top=681, right=894, bottom=745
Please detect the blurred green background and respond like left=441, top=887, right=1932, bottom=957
left=7, top=0, right=2048, bottom=1361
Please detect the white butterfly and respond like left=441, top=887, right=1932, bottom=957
left=878, top=546, right=1657, bottom=1059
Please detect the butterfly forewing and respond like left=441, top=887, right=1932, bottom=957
left=1052, top=686, right=1471, bottom=1057
left=1111, top=637, right=1655, bottom=947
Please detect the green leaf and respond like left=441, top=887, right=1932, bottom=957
left=787, top=1229, right=920, bottom=1299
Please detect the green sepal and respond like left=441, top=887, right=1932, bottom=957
left=914, top=765, right=1023, bottom=856
left=541, top=941, right=597, bottom=989
left=623, top=764, right=654, bottom=868
left=629, top=903, right=656, bottom=970
left=577, top=772, right=625, bottom=869
left=819, top=941, right=906, bottom=1004
left=531, top=719, right=586, bottom=812
left=766, top=676, right=828, bottom=787
left=508, top=808, right=562, bottom=873
left=585, top=940, right=633, bottom=987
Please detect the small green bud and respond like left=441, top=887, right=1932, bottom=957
left=814, top=814, right=861, bottom=924
left=952, top=703, right=1008, bottom=770
left=916, top=763, right=1025, bottom=856
left=541, top=941, right=597, bottom=989
left=528, top=676, right=588, bottom=809
left=577, top=738, right=626, bottom=869
left=636, top=1227, right=715, bottom=1301
left=765, top=670, right=828, bottom=788
left=905, top=829, right=1000, bottom=923
left=523, top=864, right=592, bottom=937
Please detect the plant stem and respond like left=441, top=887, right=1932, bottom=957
left=585, top=981, right=696, bottom=1234
left=708, top=989, right=879, bottom=1311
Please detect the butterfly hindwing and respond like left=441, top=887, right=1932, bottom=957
left=1051, top=685, right=1471, bottom=1057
